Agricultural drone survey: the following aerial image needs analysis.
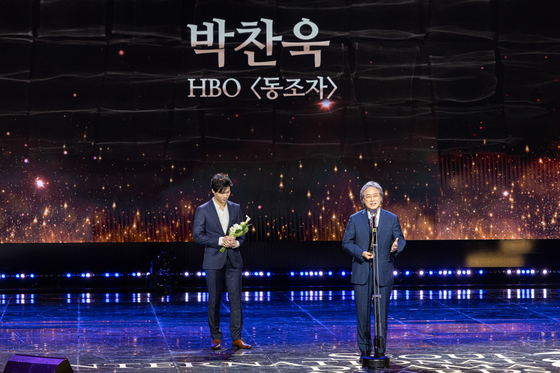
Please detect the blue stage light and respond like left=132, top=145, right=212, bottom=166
left=429, top=271, right=433, bottom=275
left=105, top=273, right=110, bottom=277
left=115, top=273, right=120, bottom=277
left=305, top=271, right=309, bottom=276
left=254, top=272, right=259, bottom=276
left=341, top=271, right=346, bottom=276
left=478, top=270, right=484, bottom=275
left=0, top=274, right=5, bottom=279
left=438, top=271, right=442, bottom=275
left=132, top=272, right=136, bottom=277
left=30, top=274, right=35, bottom=278
left=328, top=271, right=333, bottom=276
left=404, top=271, right=410, bottom=276
left=314, top=271, right=319, bottom=276
left=300, top=272, right=304, bottom=276
left=266, top=272, right=271, bottom=277
left=290, top=272, right=295, bottom=276
left=66, top=273, right=71, bottom=278
left=202, top=272, right=206, bottom=277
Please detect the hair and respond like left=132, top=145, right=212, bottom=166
left=359, top=181, right=383, bottom=207
left=211, top=173, right=232, bottom=193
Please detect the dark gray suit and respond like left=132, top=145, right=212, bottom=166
left=193, top=199, right=245, bottom=341
left=342, top=208, right=405, bottom=354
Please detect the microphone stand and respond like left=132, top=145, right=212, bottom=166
left=362, top=213, right=390, bottom=369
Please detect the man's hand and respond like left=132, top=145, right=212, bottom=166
left=362, top=251, right=374, bottom=260
left=222, top=236, right=237, bottom=248
left=390, top=238, right=399, bottom=253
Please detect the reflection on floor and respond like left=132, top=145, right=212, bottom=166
left=0, top=288, right=559, bottom=372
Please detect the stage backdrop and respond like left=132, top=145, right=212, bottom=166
left=1, top=0, right=559, bottom=244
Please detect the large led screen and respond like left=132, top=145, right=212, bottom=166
left=1, top=0, right=559, bottom=243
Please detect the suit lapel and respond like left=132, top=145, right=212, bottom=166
left=227, top=201, right=235, bottom=228
left=360, top=209, right=370, bottom=234
left=377, top=209, right=388, bottom=246
left=207, top=199, right=224, bottom=234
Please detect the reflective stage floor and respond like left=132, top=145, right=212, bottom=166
left=1, top=288, right=559, bottom=372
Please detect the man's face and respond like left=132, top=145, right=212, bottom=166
left=362, top=187, right=382, bottom=211
left=212, top=186, right=231, bottom=205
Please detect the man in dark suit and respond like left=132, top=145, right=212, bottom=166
left=342, top=181, right=405, bottom=359
left=193, top=173, right=251, bottom=350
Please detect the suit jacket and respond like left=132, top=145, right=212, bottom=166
left=342, top=208, right=405, bottom=286
left=193, top=199, right=245, bottom=270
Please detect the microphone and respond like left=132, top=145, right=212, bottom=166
left=369, top=211, right=377, bottom=254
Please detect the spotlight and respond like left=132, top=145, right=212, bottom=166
left=132, top=273, right=136, bottom=277
left=66, top=273, right=71, bottom=278
left=104, top=273, right=110, bottom=277
left=266, top=272, right=271, bottom=277
left=478, top=269, right=484, bottom=275
left=429, top=271, right=433, bottom=275
left=543, top=269, right=548, bottom=275
left=341, top=271, right=346, bottom=276
left=419, top=270, right=424, bottom=276
left=254, top=272, right=259, bottom=276
left=404, top=271, right=410, bottom=276
left=300, top=272, right=304, bottom=276
left=115, top=273, right=120, bottom=277
left=393, top=271, right=398, bottom=276
left=197, top=272, right=202, bottom=277
left=290, top=272, right=295, bottom=276
left=184, top=272, right=189, bottom=277
left=1, top=274, right=5, bottom=279
left=319, top=99, right=333, bottom=110
left=328, top=271, right=333, bottom=276
left=244, top=271, right=249, bottom=276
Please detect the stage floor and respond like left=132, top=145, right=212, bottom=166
left=0, top=288, right=559, bottom=372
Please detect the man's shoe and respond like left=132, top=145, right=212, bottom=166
left=211, top=339, right=222, bottom=350
left=232, top=338, right=252, bottom=349
left=359, top=350, right=371, bottom=361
